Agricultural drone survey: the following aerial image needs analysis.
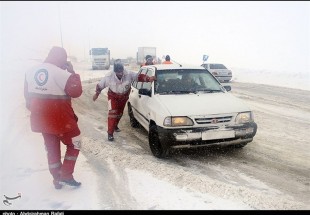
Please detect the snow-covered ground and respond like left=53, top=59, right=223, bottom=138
left=0, top=59, right=309, bottom=210
left=231, top=67, right=309, bottom=91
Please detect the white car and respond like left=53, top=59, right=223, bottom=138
left=128, top=64, right=257, bottom=158
left=201, top=63, right=232, bottom=82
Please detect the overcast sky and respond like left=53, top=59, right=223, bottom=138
left=1, top=1, right=309, bottom=73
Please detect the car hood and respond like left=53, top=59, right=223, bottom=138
left=156, top=92, right=250, bottom=116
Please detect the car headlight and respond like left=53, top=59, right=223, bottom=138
left=235, top=112, right=254, bottom=124
left=163, top=116, right=194, bottom=127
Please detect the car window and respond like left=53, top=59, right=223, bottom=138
left=132, top=68, right=145, bottom=88
left=141, top=68, right=154, bottom=91
left=155, top=69, right=222, bottom=94
left=136, top=68, right=147, bottom=90
left=136, top=68, right=153, bottom=90
left=210, top=64, right=227, bottom=69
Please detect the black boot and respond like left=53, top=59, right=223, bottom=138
left=60, top=178, right=81, bottom=187
left=108, top=134, right=114, bottom=141
left=115, top=126, right=121, bottom=132
left=53, top=179, right=63, bottom=189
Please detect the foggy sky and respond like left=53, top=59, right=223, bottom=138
left=1, top=1, right=309, bottom=73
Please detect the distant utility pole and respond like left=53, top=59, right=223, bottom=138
left=58, top=4, right=63, bottom=48
left=88, top=26, right=91, bottom=51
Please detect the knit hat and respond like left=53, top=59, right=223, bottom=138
left=114, top=59, right=124, bottom=72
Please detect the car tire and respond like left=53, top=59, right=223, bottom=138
left=128, top=103, right=140, bottom=128
left=149, top=124, right=169, bottom=158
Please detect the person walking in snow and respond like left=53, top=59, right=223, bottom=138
left=92, top=59, right=156, bottom=141
left=24, top=46, right=83, bottom=189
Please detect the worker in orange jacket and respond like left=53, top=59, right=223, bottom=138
left=162, top=55, right=173, bottom=64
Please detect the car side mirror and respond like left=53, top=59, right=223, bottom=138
left=139, top=88, right=151, bottom=97
left=223, top=85, right=231, bottom=92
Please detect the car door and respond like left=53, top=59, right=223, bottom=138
left=135, top=68, right=154, bottom=130
left=129, top=68, right=145, bottom=122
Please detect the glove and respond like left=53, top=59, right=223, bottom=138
left=148, top=76, right=157, bottom=82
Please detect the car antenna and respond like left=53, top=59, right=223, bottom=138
left=171, top=59, right=182, bottom=67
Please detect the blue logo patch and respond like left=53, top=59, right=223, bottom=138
left=35, top=69, right=48, bottom=86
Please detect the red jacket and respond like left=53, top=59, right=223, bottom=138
left=24, top=62, right=82, bottom=134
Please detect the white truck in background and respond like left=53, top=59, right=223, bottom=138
left=136, top=47, right=156, bottom=66
left=89, top=48, right=110, bottom=70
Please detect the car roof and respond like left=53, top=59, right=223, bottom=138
left=142, top=64, right=205, bottom=71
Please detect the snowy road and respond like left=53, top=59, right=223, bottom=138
left=74, top=73, right=310, bottom=209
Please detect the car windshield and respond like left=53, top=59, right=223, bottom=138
left=155, top=69, right=223, bottom=94
left=91, top=48, right=108, bottom=55
left=210, top=64, right=227, bottom=69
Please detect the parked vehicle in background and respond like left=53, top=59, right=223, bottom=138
left=136, top=47, right=156, bottom=66
left=201, top=63, right=232, bottom=82
left=128, top=64, right=257, bottom=158
left=89, top=48, right=110, bottom=70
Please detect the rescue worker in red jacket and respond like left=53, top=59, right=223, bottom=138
left=24, top=46, right=83, bottom=189
left=92, top=59, right=156, bottom=141
left=162, top=55, right=173, bottom=64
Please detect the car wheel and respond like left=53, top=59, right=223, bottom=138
left=127, top=103, right=140, bottom=128
left=149, top=124, right=169, bottom=158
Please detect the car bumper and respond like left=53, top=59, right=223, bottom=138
left=215, top=76, right=232, bottom=82
left=157, top=122, right=257, bottom=149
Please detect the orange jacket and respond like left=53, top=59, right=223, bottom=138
left=162, top=61, right=173, bottom=64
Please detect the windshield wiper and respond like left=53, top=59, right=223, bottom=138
left=195, top=89, right=223, bottom=93
left=157, top=90, right=193, bottom=95
left=177, top=90, right=194, bottom=94
left=157, top=91, right=170, bottom=95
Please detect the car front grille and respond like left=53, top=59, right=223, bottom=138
left=195, top=116, right=232, bottom=124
